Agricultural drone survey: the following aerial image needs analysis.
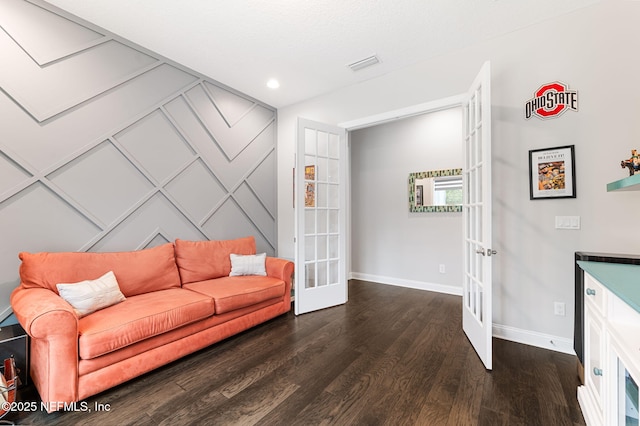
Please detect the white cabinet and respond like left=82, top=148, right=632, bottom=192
left=585, top=273, right=607, bottom=316
left=578, top=270, right=640, bottom=426
left=579, top=272, right=607, bottom=425
left=584, top=310, right=605, bottom=417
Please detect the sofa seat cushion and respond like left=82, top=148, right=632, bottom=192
left=78, top=288, right=215, bottom=360
left=184, top=276, right=285, bottom=314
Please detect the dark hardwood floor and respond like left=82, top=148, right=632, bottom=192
left=11, top=280, right=585, bottom=425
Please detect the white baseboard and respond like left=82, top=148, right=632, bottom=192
left=349, top=272, right=463, bottom=296
left=492, top=323, right=575, bottom=355
left=349, top=272, right=575, bottom=355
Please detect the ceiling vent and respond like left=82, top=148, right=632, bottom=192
left=347, top=55, right=380, bottom=71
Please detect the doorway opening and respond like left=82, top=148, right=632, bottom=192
left=347, top=106, right=464, bottom=296
left=339, top=61, right=493, bottom=370
left=296, top=63, right=493, bottom=370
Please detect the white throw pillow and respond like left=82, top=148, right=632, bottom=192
left=56, top=271, right=126, bottom=317
left=229, top=253, right=267, bottom=277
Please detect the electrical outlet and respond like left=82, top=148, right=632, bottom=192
left=554, top=302, right=566, bottom=316
left=439, top=264, right=446, bottom=274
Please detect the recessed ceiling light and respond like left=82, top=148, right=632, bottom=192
left=267, top=79, right=280, bottom=89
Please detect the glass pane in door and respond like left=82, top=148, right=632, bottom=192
left=620, top=360, right=639, bottom=426
left=305, top=263, right=315, bottom=289
left=626, top=370, right=639, bottom=426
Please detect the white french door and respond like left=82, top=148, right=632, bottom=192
left=462, top=61, right=494, bottom=370
left=294, top=118, right=347, bottom=315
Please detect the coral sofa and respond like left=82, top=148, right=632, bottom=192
left=10, top=237, right=293, bottom=412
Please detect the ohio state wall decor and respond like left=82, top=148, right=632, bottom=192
left=524, top=81, right=578, bottom=120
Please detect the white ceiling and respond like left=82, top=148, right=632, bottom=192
left=45, top=0, right=601, bottom=108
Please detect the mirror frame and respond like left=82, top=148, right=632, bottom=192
left=408, top=168, right=463, bottom=213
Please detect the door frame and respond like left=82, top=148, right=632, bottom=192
left=338, top=94, right=465, bottom=131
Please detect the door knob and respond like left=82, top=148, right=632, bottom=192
left=475, top=248, right=497, bottom=256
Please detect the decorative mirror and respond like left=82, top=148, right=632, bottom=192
left=409, top=168, right=463, bottom=212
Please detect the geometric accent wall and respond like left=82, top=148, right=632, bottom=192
left=0, top=0, right=277, bottom=318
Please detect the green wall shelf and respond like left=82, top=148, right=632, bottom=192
left=607, top=173, right=640, bottom=192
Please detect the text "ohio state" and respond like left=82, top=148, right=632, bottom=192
left=525, top=82, right=578, bottom=120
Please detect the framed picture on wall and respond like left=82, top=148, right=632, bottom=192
left=305, top=165, right=315, bottom=180
left=305, top=183, right=315, bottom=207
left=304, top=165, right=316, bottom=207
left=529, top=145, right=576, bottom=200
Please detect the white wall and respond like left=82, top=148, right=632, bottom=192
left=350, top=108, right=463, bottom=294
left=277, top=0, right=640, bottom=353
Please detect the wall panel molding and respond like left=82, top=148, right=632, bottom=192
left=0, top=0, right=106, bottom=65
left=0, top=0, right=278, bottom=320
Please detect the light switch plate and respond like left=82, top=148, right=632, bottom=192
left=555, top=216, right=580, bottom=230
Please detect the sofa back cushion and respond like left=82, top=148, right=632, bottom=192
left=174, top=237, right=256, bottom=284
left=19, top=243, right=181, bottom=297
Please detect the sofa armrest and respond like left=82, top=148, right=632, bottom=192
left=265, top=257, right=294, bottom=283
left=11, top=286, right=77, bottom=338
left=266, top=257, right=294, bottom=304
left=10, top=286, right=79, bottom=410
